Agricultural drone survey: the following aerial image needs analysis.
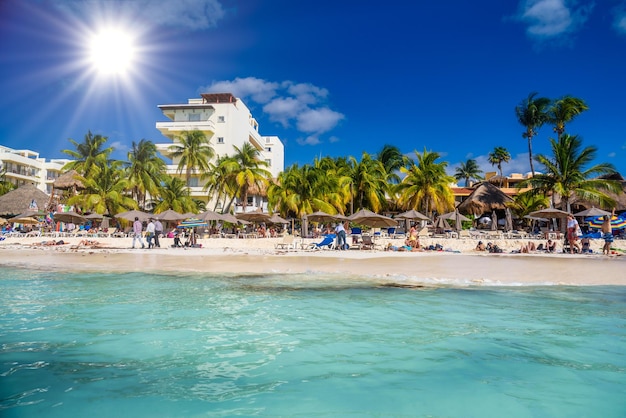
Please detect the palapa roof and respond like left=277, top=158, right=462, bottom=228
left=456, top=182, right=514, bottom=215
left=0, top=184, right=50, bottom=216
left=53, top=170, right=84, bottom=190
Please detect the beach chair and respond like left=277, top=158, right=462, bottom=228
left=275, top=234, right=296, bottom=251
left=307, top=234, right=336, bottom=250
left=359, top=234, right=381, bottom=250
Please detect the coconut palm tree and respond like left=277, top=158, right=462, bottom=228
left=169, top=130, right=214, bottom=186
left=268, top=163, right=339, bottom=218
left=203, top=154, right=238, bottom=212
left=62, top=131, right=113, bottom=177
left=376, top=144, right=406, bottom=184
left=395, top=148, right=455, bottom=218
left=488, top=147, right=511, bottom=187
left=67, top=161, right=137, bottom=216
left=454, top=159, right=484, bottom=187
left=349, top=152, right=389, bottom=213
left=515, top=92, right=551, bottom=176
left=520, top=134, right=620, bottom=211
left=548, top=96, right=589, bottom=140
left=152, top=176, right=198, bottom=214
left=223, top=142, right=272, bottom=213
left=508, top=191, right=550, bottom=227
left=126, top=139, right=166, bottom=209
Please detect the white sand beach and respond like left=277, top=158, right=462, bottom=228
left=1, top=234, right=625, bottom=286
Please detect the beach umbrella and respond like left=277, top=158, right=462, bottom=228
left=305, top=210, right=346, bottom=223
left=434, top=216, right=451, bottom=232
left=574, top=207, right=612, bottom=217
left=84, top=213, right=104, bottom=219
left=154, top=209, right=187, bottom=221
left=440, top=210, right=471, bottom=222
left=220, top=213, right=250, bottom=225
left=53, top=211, right=86, bottom=224
left=268, top=213, right=289, bottom=224
left=395, top=209, right=430, bottom=221
left=528, top=208, right=570, bottom=219
left=236, top=211, right=271, bottom=223
left=8, top=215, right=40, bottom=224
left=197, top=210, right=224, bottom=222
left=587, top=215, right=626, bottom=230
left=115, top=210, right=151, bottom=222
left=505, top=208, right=513, bottom=232
left=348, top=209, right=397, bottom=228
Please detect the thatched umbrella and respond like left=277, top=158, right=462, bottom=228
left=0, top=185, right=50, bottom=216
left=456, top=182, right=514, bottom=216
left=53, top=170, right=84, bottom=191
left=115, top=209, right=151, bottom=222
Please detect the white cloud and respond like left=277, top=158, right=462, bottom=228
left=614, top=6, right=626, bottom=35
left=608, top=152, right=617, bottom=158
left=473, top=152, right=534, bottom=176
left=517, top=0, right=592, bottom=39
left=297, top=136, right=321, bottom=146
left=203, top=77, right=344, bottom=144
left=296, top=108, right=344, bottom=134
left=52, top=0, right=226, bottom=31
left=205, top=77, right=279, bottom=104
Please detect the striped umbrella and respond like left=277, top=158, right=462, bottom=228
left=177, top=218, right=208, bottom=228
left=587, top=215, right=626, bottom=230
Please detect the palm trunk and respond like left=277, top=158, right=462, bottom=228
left=527, top=136, right=535, bottom=176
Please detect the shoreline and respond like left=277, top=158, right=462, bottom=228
left=2, top=235, right=625, bottom=286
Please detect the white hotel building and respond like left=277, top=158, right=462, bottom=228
left=155, top=93, right=284, bottom=212
left=0, top=145, right=70, bottom=194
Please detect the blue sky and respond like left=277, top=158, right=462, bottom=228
left=1, top=0, right=625, bottom=180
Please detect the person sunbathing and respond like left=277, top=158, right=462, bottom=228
left=78, top=239, right=103, bottom=247
left=546, top=239, right=556, bottom=253
left=475, top=241, right=486, bottom=251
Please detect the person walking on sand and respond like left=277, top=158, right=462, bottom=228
left=131, top=217, right=145, bottom=249
left=566, top=214, right=581, bottom=254
left=154, top=218, right=163, bottom=248
left=601, top=209, right=615, bottom=255
left=146, top=218, right=156, bottom=249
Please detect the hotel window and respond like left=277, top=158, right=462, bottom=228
left=217, top=137, right=224, bottom=144
left=218, top=116, right=225, bottom=123
left=187, top=178, right=199, bottom=187
left=188, top=113, right=201, bottom=122
left=265, top=147, right=271, bottom=152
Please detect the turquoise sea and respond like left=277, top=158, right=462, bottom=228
left=1, top=267, right=625, bottom=417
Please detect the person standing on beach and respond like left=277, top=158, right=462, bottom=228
left=146, top=218, right=156, bottom=249
left=131, top=217, right=145, bottom=249
left=154, top=218, right=163, bottom=248
left=601, top=210, right=615, bottom=255
left=335, top=222, right=347, bottom=250
left=566, top=214, right=581, bottom=254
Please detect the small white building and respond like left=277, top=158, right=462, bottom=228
left=0, top=145, right=70, bottom=194
left=155, top=93, right=284, bottom=211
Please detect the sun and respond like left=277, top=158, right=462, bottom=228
left=89, top=28, right=135, bottom=75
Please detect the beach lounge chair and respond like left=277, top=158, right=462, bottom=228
left=359, top=234, right=381, bottom=250
left=307, top=234, right=336, bottom=250
left=275, top=234, right=296, bottom=251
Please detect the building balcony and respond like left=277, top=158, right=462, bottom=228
left=156, top=120, right=216, bottom=137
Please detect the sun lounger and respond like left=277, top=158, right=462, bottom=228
left=359, top=234, right=381, bottom=250
left=275, top=234, right=296, bottom=251
left=307, top=234, right=336, bottom=250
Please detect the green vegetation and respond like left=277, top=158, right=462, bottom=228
left=2, top=93, right=618, bottom=219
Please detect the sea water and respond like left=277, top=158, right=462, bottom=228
left=1, top=268, right=625, bottom=417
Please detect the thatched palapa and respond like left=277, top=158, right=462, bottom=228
left=53, top=170, right=84, bottom=191
left=456, top=182, right=514, bottom=216
left=0, top=184, right=50, bottom=216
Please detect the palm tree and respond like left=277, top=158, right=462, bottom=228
left=152, top=176, right=198, bottom=214
left=62, top=131, right=113, bottom=177
left=126, top=139, right=166, bottom=209
left=349, top=152, right=389, bottom=213
left=520, top=134, right=620, bottom=211
left=454, top=159, right=483, bottom=187
left=268, top=163, right=340, bottom=218
left=508, top=191, right=550, bottom=228
left=169, top=130, right=214, bottom=186
left=67, top=161, right=137, bottom=216
left=395, top=148, right=455, bottom=218
left=548, top=96, right=589, bottom=140
left=0, top=168, right=15, bottom=196
left=488, top=147, right=511, bottom=187
left=203, top=154, right=238, bottom=212
left=224, top=143, right=272, bottom=213
left=376, top=144, right=406, bottom=184
left=515, top=92, right=550, bottom=176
